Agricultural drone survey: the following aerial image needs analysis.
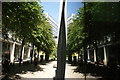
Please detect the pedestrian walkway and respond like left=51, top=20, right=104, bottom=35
left=16, top=61, right=56, bottom=78
left=15, top=61, right=98, bottom=80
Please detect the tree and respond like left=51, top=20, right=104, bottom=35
left=67, top=7, right=85, bottom=62
left=67, top=2, right=120, bottom=63
left=2, top=2, right=45, bottom=66
left=32, top=19, right=55, bottom=61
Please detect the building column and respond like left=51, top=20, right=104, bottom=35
left=38, top=51, right=41, bottom=61
left=27, top=48, right=31, bottom=58
left=10, top=42, right=16, bottom=63
left=22, top=47, right=25, bottom=60
left=103, top=46, right=107, bottom=66
left=94, top=49, right=97, bottom=62
left=87, top=50, right=90, bottom=60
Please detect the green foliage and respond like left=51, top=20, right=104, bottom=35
left=83, top=2, right=120, bottom=44
left=34, top=21, right=55, bottom=55
left=2, top=2, right=43, bottom=40
left=2, top=2, right=55, bottom=55
left=67, top=12, right=85, bottom=54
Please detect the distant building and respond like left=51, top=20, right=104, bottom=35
left=44, top=13, right=76, bottom=44
left=66, top=13, right=76, bottom=40
left=67, top=13, right=76, bottom=26
left=44, top=13, right=59, bottom=44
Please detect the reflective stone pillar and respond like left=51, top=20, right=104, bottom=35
left=56, top=0, right=66, bottom=79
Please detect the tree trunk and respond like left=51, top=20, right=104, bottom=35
left=68, top=54, right=72, bottom=62
left=19, top=38, right=25, bottom=67
left=40, top=55, right=43, bottom=62
left=30, top=44, right=34, bottom=64
left=37, top=48, right=40, bottom=61
left=73, top=56, right=77, bottom=65
left=80, top=54, right=83, bottom=63
left=45, top=54, right=49, bottom=61
left=83, top=46, right=87, bottom=80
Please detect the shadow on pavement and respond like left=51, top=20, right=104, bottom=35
left=1, top=60, right=54, bottom=80
left=9, top=63, right=44, bottom=75
left=66, top=61, right=79, bottom=66
left=73, top=63, right=120, bottom=80
left=40, top=60, right=53, bottom=65
left=1, top=60, right=55, bottom=80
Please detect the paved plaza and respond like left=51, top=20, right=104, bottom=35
left=13, top=61, right=99, bottom=80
